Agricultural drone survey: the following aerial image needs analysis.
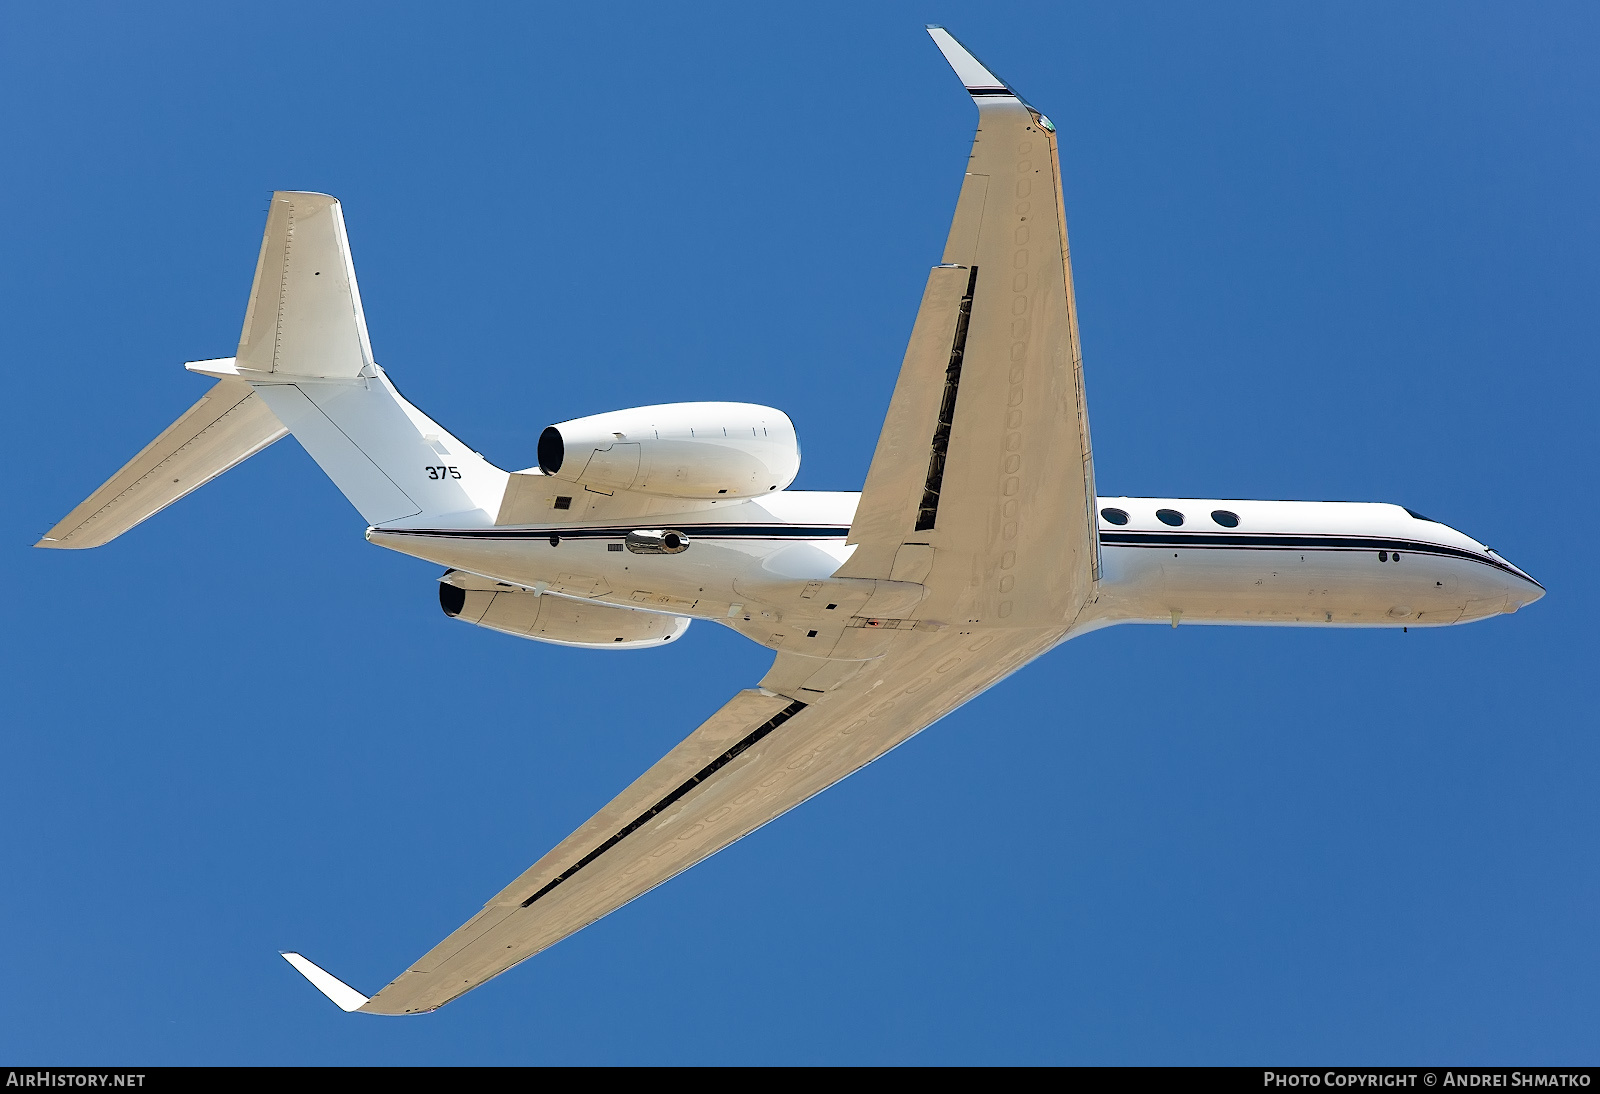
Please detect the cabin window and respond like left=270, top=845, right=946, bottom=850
left=1100, top=507, right=1129, bottom=525
left=1211, top=510, right=1239, bottom=528
left=1156, top=508, right=1185, bottom=527
left=1379, top=551, right=1388, bottom=561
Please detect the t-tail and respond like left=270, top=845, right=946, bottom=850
left=36, top=191, right=508, bottom=550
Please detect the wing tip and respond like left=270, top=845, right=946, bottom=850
left=925, top=26, right=1016, bottom=97
left=280, top=951, right=370, bottom=1013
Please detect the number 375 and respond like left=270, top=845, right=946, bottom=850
left=425, top=466, right=461, bottom=479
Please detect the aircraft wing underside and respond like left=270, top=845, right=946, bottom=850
left=285, top=27, right=1100, bottom=1015
left=838, top=26, right=1099, bottom=614
left=354, top=625, right=1063, bottom=1014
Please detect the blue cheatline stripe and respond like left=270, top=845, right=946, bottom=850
left=374, top=523, right=853, bottom=541
left=373, top=524, right=1533, bottom=586
left=1099, top=530, right=1535, bottom=584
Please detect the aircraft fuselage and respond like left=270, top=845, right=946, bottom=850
left=369, top=492, right=1542, bottom=641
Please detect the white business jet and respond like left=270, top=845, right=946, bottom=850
left=38, top=28, right=1542, bottom=1015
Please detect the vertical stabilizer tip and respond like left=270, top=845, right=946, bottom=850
left=280, top=952, right=369, bottom=1012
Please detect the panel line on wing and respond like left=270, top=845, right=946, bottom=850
left=915, top=266, right=979, bottom=531
left=519, top=699, right=808, bottom=909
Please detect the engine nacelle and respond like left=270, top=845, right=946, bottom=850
left=440, top=579, right=689, bottom=649
left=536, top=402, right=799, bottom=500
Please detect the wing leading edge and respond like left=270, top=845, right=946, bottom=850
left=285, top=27, right=1098, bottom=1015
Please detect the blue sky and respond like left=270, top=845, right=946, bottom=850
left=3, top=0, right=1596, bottom=1064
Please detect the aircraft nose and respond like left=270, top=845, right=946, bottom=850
left=1496, top=554, right=1545, bottom=611
left=1460, top=550, right=1543, bottom=620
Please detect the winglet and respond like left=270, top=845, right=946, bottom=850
left=925, top=26, right=1014, bottom=97
left=280, top=952, right=370, bottom=1012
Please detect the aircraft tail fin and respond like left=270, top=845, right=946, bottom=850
left=35, top=378, right=287, bottom=549
left=234, top=190, right=373, bottom=381
left=219, top=191, right=506, bottom=527
left=42, top=192, right=509, bottom=545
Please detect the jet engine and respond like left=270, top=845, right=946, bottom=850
left=536, top=402, right=799, bottom=500
left=439, top=576, right=689, bottom=649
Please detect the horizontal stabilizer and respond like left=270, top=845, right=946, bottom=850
left=36, top=378, right=287, bottom=549
left=280, top=952, right=369, bottom=1013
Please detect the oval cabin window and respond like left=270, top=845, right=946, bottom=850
left=1211, top=510, right=1239, bottom=528
left=1156, top=508, right=1185, bottom=527
left=1100, top=507, right=1129, bottom=525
